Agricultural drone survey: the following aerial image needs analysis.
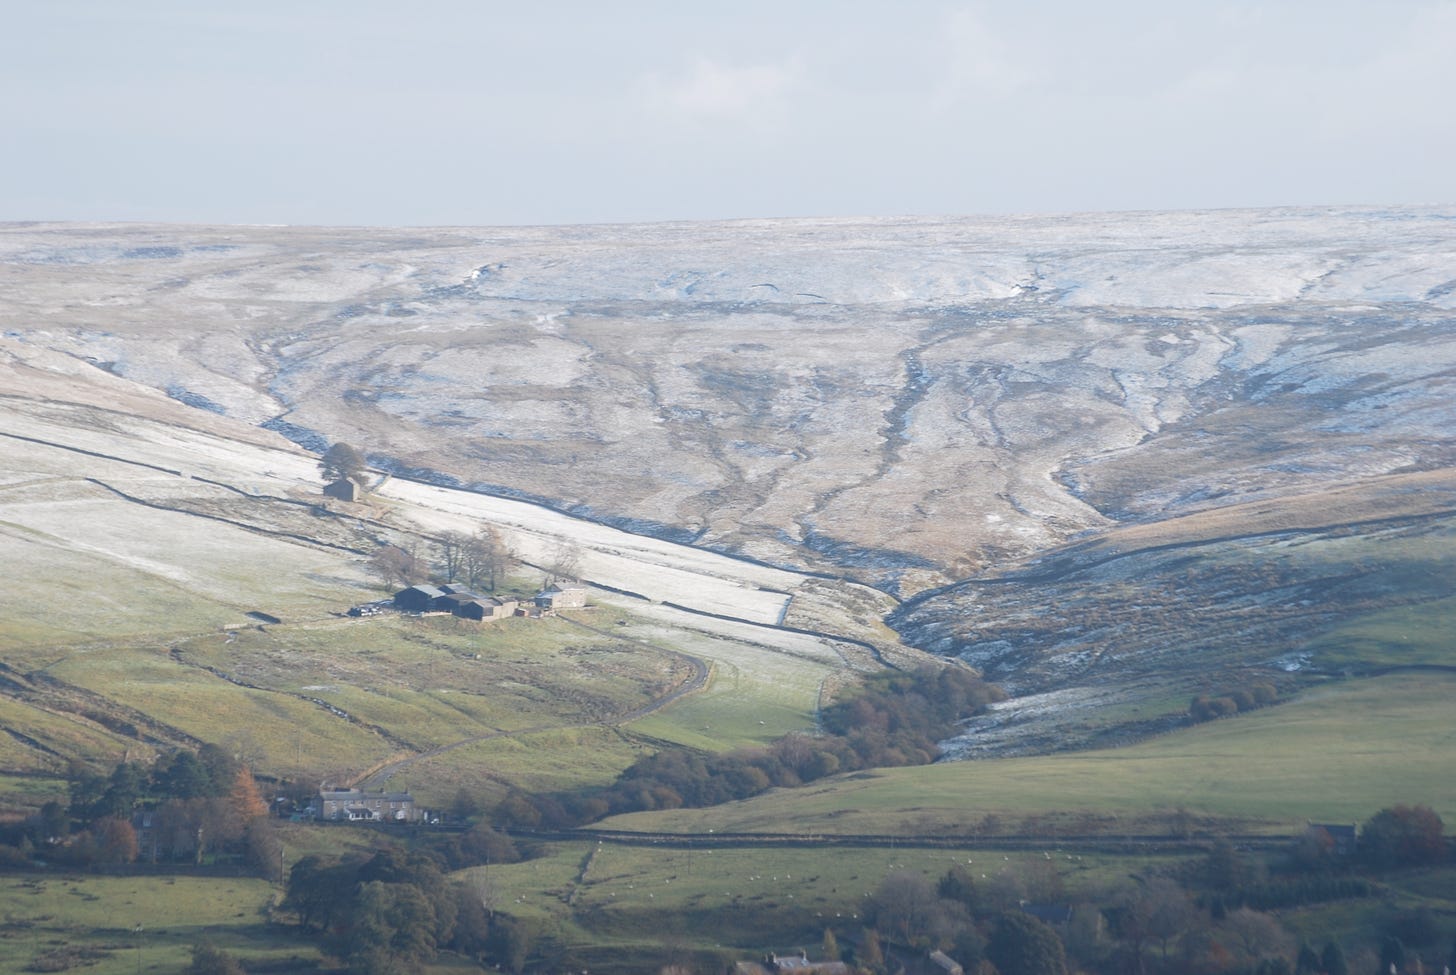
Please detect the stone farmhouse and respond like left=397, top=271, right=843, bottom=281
left=736, top=952, right=850, bottom=975
left=317, top=788, right=418, bottom=822
left=534, top=583, right=587, bottom=610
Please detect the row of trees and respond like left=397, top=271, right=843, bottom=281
left=266, top=807, right=1448, bottom=975
left=66, top=744, right=247, bottom=819
left=494, top=665, right=1006, bottom=829
left=369, top=532, right=587, bottom=594
left=840, top=846, right=1456, bottom=975
left=1188, top=681, right=1278, bottom=723
left=368, top=526, right=516, bottom=592
left=0, top=748, right=278, bottom=873
left=318, top=441, right=524, bottom=593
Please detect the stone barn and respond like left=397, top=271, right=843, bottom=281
left=323, top=478, right=362, bottom=502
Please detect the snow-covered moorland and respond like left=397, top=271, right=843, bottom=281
left=3, top=206, right=1453, bottom=595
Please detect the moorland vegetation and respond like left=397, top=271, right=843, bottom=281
left=3, top=211, right=1455, bottom=973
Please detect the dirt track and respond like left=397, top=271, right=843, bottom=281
left=352, top=616, right=710, bottom=792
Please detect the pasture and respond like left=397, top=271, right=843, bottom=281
left=603, top=671, right=1456, bottom=837
left=0, top=874, right=312, bottom=975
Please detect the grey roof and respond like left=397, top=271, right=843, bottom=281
left=437, top=591, right=485, bottom=604
left=321, top=789, right=413, bottom=802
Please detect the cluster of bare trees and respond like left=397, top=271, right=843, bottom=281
left=369, top=526, right=518, bottom=593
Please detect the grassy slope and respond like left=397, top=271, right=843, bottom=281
left=0, top=875, right=312, bottom=975
left=1306, top=589, right=1456, bottom=670
left=602, top=671, right=1456, bottom=835
left=5, top=361, right=1455, bottom=965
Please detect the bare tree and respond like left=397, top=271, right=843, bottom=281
left=1117, top=877, right=1202, bottom=970
left=1221, top=908, right=1293, bottom=968
left=471, top=867, right=499, bottom=919
left=867, top=870, right=941, bottom=945
left=370, top=544, right=427, bottom=589
left=545, top=538, right=582, bottom=585
left=438, top=531, right=468, bottom=584
left=463, top=526, right=513, bottom=591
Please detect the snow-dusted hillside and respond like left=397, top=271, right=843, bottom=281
left=2, top=206, right=1453, bottom=591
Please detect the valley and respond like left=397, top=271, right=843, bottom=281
left=0, top=208, right=1453, bottom=973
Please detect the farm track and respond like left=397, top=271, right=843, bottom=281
left=4, top=424, right=887, bottom=786
left=165, top=646, right=420, bottom=754
left=349, top=618, right=711, bottom=792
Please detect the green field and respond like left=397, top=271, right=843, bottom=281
left=471, top=840, right=1097, bottom=962
left=5, top=389, right=1456, bottom=971
left=1307, top=591, right=1456, bottom=671
left=602, top=671, right=1456, bottom=836
left=0, top=874, right=312, bottom=975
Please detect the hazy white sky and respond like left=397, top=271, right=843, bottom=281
left=4, top=1, right=1452, bottom=226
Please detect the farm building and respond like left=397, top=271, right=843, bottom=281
left=393, top=585, right=445, bottom=612
left=929, top=951, right=965, bottom=975
left=1306, top=822, right=1358, bottom=857
left=433, top=590, right=487, bottom=613
left=736, top=953, right=850, bottom=975
left=318, top=788, right=418, bottom=822
left=323, top=477, right=363, bottom=502
left=534, top=583, right=587, bottom=610
left=454, top=596, right=519, bottom=621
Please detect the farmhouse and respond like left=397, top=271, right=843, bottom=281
left=1306, top=822, right=1358, bottom=857
left=534, top=583, right=587, bottom=610
left=929, top=951, right=965, bottom=975
left=318, top=788, right=418, bottom=822
left=323, top=477, right=363, bottom=502
left=393, top=585, right=445, bottom=612
left=736, top=953, right=849, bottom=975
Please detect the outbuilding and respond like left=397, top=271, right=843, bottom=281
left=454, top=596, right=519, bottom=621
left=323, top=478, right=363, bottom=502
left=393, top=585, right=445, bottom=612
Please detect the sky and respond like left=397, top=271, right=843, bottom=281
left=4, top=1, right=1453, bottom=227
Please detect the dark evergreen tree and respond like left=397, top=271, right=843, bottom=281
left=987, top=911, right=1069, bottom=975
left=486, top=916, right=539, bottom=975
left=1320, top=940, right=1348, bottom=975
left=1378, top=935, right=1405, bottom=975
left=157, top=750, right=213, bottom=799
left=187, top=940, right=246, bottom=975
left=196, top=744, right=239, bottom=796
left=94, top=761, right=148, bottom=819
left=348, top=881, right=440, bottom=974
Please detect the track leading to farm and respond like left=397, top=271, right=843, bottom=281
left=351, top=619, right=710, bottom=792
